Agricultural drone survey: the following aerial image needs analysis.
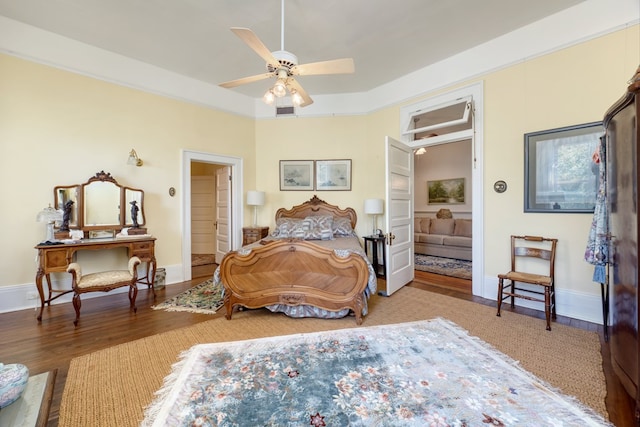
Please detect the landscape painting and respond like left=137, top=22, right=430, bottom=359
left=280, top=160, right=314, bottom=191
left=428, top=178, right=465, bottom=204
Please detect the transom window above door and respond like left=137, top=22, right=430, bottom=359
left=403, top=98, right=472, bottom=141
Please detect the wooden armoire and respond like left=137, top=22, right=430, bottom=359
left=604, top=65, right=640, bottom=425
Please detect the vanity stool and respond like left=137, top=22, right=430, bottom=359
left=66, top=256, right=141, bottom=326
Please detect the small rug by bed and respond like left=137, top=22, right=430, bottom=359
left=141, top=318, right=609, bottom=426
left=415, top=254, right=472, bottom=279
left=152, top=279, right=224, bottom=314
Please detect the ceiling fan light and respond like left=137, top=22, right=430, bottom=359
left=291, top=91, right=303, bottom=106
left=263, top=89, right=275, bottom=105
left=273, top=80, right=287, bottom=97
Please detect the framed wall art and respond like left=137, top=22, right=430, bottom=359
left=279, top=160, right=314, bottom=191
left=315, top=159, right=352, bottom=191
left=524, top=121, right=602, bottom=213
left=427, top=177, right=465, bottom=204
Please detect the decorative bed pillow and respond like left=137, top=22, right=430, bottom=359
left=272, top=218, right=303, bottom=237
left=332, top=217, right=354, bottom=236
left=453, top=219, right=472, bottom=237
left=303, top=215, right=334, bottom=240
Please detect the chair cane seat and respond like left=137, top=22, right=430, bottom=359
left=498, top=271, right=553, bottom=286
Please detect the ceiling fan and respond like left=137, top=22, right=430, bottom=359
left=218, top=0, right=355, bottom=107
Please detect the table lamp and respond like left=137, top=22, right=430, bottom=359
left=36, top=204, right=63, bottom=242
left=246, top=191, right=265, bottom=227
left=364, top=198, right=384, bottom=236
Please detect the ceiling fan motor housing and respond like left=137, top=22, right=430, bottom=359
left=268, top=50, right=298, bottom=72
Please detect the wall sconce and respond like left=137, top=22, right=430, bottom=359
left=364, top=198, right=384, bottom=236
left=36, top=204, right=63, bottom=242
left=246, top=190, right=265, bottom=227
left=127, top=149, right=143, bottom=166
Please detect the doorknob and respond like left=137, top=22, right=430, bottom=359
left=386, top=233, right=395, bottom=245
left=214, top=221, right=218, bottom=230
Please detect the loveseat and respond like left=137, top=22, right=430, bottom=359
left=414, top=217, right=472, bottom=261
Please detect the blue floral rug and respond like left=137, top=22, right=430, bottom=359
left=151, top=279, right=224, bottom=314
left=415, top=254, right=472, bottom=279
left=141, top=318, right=609, bottom=426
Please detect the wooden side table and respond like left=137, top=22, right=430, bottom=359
left=363, top=235, right=386, bottom=278
left=242, top=226, right=269, bottom=246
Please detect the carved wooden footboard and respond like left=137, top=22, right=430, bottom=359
left=220, top=239, right=370, bottom=324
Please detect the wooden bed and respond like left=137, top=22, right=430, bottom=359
left=218, top=196, right=374, bottom=324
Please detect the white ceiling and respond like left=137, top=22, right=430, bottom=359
left=0, top=0, right=586, bottom=101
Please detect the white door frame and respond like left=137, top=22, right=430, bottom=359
left=399, top=82, right=485, bottom=296
left=181, top=150, right=243, bottom=281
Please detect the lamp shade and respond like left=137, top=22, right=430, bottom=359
left=36, top=205, right=63, bottom=223
left=364, top=199, right=384, bottom=215
left=246, top=191, right=265, bottom=206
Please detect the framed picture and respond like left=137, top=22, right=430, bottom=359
left=524, top=121, right=603, bottom=213
left=279, top=160, right=314, bottom=191
left=315, top=159, right=352, bottom=191
left=427, top=178, right=465, bottom=204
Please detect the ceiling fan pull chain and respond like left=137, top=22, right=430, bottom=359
left=280, top=0, right=285, bottom=51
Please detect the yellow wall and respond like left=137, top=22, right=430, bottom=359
left=254, top=25, right=639, bottom=297
left=1, top=24, right=638, bottom=305
left=0, top=53, right=255, bottom=286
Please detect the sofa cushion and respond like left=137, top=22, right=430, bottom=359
left=454, top=219, right=472, bottom=237
left=421, top=234, right=445, bottom=245
left=419, top=218, right=431, bottom=234
left=443, top=235, right=473, bottom=248
left=430, top=218, right=454, bottom=235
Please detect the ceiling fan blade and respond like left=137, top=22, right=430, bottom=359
left=287, top=78, right=313, bottom=107
left=230, top=27, right=280, bottom=69
left=219, top=72, right=273, bottom=88
left=290, top=58, right=355, bottom=76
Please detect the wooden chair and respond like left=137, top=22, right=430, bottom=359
left=496, top=235, right=558, bottom=330
left=66, top=256, right=141, bottom=326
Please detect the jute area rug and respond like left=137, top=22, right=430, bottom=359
left=59, top=287, right=608, bottom=426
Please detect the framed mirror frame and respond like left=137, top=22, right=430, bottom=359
left=54, top=171, right=145, bottom=235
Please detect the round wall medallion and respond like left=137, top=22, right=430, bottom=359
left=493, top=180, right=507, bottom=193
left=168, top=187, right=176, bottom=197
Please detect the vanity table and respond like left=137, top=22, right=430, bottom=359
left=35, top=171, right=156, bottom=322
left=34, top=237, right=156, bottom=321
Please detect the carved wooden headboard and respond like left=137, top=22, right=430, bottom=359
left=275, top=195, right=357, bottom=229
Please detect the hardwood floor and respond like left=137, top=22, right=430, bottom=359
left=0, top=274, right=635, bottom=426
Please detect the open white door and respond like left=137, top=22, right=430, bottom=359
left=383, top=136, right=414, bottom=296
left=215, top=166, right=231, bottom=263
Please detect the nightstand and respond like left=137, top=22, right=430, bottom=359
left=363, top=235, right=386, bottom=278
left=242, top=226, right=269, bottom=245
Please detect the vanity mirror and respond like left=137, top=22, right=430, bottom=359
left=54, top=185, right=80, bottom=228
left=54, top=171, right=145, bottom=236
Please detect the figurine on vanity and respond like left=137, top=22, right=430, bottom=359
left=127, top=200, right=147, bottom=235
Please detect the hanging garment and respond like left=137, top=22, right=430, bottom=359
left=584, top=135, right=609, bottom=283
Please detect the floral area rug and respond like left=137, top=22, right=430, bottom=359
left=415, top=254, right=472, bottom=279
left=151, top=279, right=224, bottom=315
left=141, top=318, right=610, bottom=427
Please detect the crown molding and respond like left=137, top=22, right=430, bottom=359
left=1, top=0, right=637, bottom=119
